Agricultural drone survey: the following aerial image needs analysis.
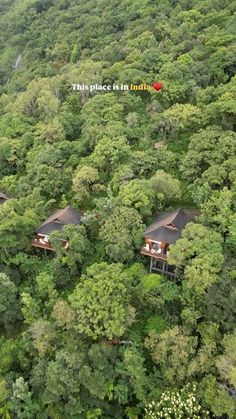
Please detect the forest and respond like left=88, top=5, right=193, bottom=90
left=0, top=0, right=236, bottom=417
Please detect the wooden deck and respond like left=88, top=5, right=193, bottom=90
left=32, top=238, right=69, bottom=252
left=32, top=239, right=55, bottom=251
left=141, top=247, right=168, bottom=261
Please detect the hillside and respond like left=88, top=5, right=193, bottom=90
left=0, top=0, right=236, bottom=417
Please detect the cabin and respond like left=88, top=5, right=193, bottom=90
left=32, top=206, right=82, bottom=252
left=0, top=192, right=10, bottom=205
left=141, top=208, right=198, bottom=278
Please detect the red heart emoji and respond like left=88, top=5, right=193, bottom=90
left=153, top=82, right=163, bottom=91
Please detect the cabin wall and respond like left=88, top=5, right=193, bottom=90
left=145, top=238, right=167, bottom=249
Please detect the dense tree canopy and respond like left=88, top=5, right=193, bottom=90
left=0, top=0, right=235, bottom=417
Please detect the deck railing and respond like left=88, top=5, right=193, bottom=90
left=32, top=238, right=54, bottom=251
left=32, top=237, right=69, bottom=251
left=140, top=246, right=168, bottom=260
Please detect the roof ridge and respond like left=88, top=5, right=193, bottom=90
left=36, top=206, right=82, bottom=234
left=145, top=208, right=191, bottom=235
left=55, top=206, right=71, bottom=220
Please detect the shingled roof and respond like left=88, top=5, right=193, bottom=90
left=36, top=206, right=82, bottom=235
left=144, top=208, right=198, bottom=244
left=0, top=192, right=10, bottom=205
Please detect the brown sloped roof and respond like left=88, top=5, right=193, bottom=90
left=145, top=208, right=198, bottom=244
left=0, top=192, right=10, bottom=205
left=36, top=206, right=82, bottom=235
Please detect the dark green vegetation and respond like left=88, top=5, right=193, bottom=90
left=0, top=0, right=236, bottom=417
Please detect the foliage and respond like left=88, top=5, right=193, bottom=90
left=118, top=179, right=155, bottom=216
left=99, top=206, right=144, bottom=262
left=145, top=326, right=197, bottom=385
left=73, top=165, right=101, bottom=207
left=169, top=223, right=224, bottom=293
left=0, top=273, right=21, bottom=330
left=69, top=262, right=136, bottom=339
left=0, top=0, right=235, bottom=417
left=144, top=384, right=209, bottom=419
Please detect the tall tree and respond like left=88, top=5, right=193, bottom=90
left=69, top=262, right=136, bottom=339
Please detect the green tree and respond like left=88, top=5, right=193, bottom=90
left=12, top=77, right=61, bottom=121
left=145, top=326, right=197, bottom=385
left=181, top=128, right=236, bottom=183
left=21, top=272, right=58, bottom=324
left=69, top=262, right=136, bottom=339
left=121, top=348, right=147, bottom=402
left=118, top=179, right=155, bottom=216
left=29, top=319, right=56, bottom=356
left=50, top=224, right=89, bottom=271
left=11, top=377, right=41, bottom=419
left=99, top=206, right=144, bottom=262
left=110, top=164, right=134, bottom=194
left=73, top=165, right=102, bottom=207
left=0, top=202, right=39, bottom=262
left=151, top=103, right=202, bottom=139
left=0, top=378, right=11, bottom=419
left=199, top=188, right=235, bottom=235
left=150, top=170, right=182, bottom=208
left=200, top=375, right=236, bottom=418
left=204, top=269, right=236, bottom=333
left=0, top=273, right=20, bottom=329
left=0, top=0, right=236, bottom=417
left=136, top=273, right=179, bottom=311
left=90, top=136, right=131, bottom=174
left=216, top=333, right=236, bottom=389
left=70, top=42, right=79, bottom=63
left=169, top=223, right=224, bottom=293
